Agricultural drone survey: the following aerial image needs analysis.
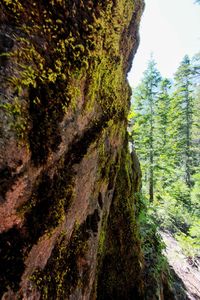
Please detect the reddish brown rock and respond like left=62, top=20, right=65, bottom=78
left=0, top=0, right=145, bottom=299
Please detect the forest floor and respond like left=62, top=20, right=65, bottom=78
left=161, top=231, right=200, bottom=300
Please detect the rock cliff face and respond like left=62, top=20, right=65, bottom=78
left=0, top=1, right=145, bottom=299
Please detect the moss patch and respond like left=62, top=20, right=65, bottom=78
left=18, top=114, right=111, bottom=245
left=0, top=0, right=145, bottom=297
left=97, top=141, right=144, bottom=300
left=1, top=0, right=136, bottom=160
left=31, top=208, right=100, bottom=299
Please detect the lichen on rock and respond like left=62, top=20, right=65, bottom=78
left=0, top=0, right=146, bottom=299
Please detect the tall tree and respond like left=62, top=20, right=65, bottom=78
left=131, top=54, right=200, bottom=259
left=171, top=55, right=194, bottom=187
left=191, top=53, right=200, bottom=176
left=132, top=58, right=161, bottom=201
left=154, top=78, right=172, bottom=189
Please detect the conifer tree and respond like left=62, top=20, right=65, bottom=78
left=131, top=54, right=200, bottom=256
left=191, top=53, right=200, bottom=172
left=132, top=58, right=161, bottom=201
left=154, top=78, right=172, bottom=189
left=171, top=55, right=194, bottom=187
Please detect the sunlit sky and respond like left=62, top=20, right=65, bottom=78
left=128, top=0, right=200, bottom=87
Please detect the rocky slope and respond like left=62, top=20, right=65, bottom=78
left=161, top=231, right=200, bottom=300
left=0, top=0, right=148, bottom=299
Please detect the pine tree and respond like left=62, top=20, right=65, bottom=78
left=171, top=55, right=194, bottom=187
left=154, top=78, right=172, bottom=189
left=131, top=54, right=200, bottom=257
left=131, top=58, right=161, bottom=201
left=191, top=53, right=200, bottom=174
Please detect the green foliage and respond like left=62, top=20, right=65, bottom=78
left=176, top=220, right=200, bottom=257
left=0, top=97, right=29, bottom=142
left=130, top=53, right=200, bottom=260
left=131, top=57, right=161, bottom=201
left=191, top=173, right=200, bottom=212
left=137, top=193, right=172, bottom=298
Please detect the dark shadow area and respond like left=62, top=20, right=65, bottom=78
left=170, top=267, right=190, bottom=300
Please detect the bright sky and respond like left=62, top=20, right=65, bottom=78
left=127, top=0, right=200, bottom=87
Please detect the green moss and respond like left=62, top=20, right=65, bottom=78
left=96, top=142, right=144, bottom=300
left=18, top=165, right=75, bottom=244
left=1, top=0, right=145, bottom=297
left=0, top=97, right=29, bottom=144
left=17, top=114, right=111, bottom=246
left=96, top=120, right=124, bottom=185
left=1, top=0, right=134, bottom=161
left=30, top=215, right=97, bottom=299
left=28, top=81, right=65, bottom=165
left=97, top=211, right=108, bottom=258
left=1, top=0, right=99, bottom=158
left=84, top=55, right=130, bottom=126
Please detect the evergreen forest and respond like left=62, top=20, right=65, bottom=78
left=130, top=53, right=200, bottom=260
